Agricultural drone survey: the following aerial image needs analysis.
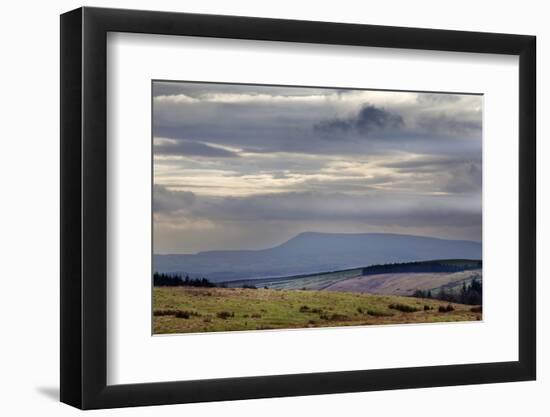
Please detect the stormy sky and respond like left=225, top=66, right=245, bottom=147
left=153, top=81, right=482, bottom=254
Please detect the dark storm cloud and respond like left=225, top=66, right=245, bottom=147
left=354, top=105, right=405, bottom=132
left=154, top=140, right=240, bottom=158
left=314, top=104, right=404, bottom=137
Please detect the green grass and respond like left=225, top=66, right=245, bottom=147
left=153, top=287, right=481, bottom=334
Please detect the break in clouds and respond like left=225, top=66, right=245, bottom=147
left=153, top=82, right=482, bottom=254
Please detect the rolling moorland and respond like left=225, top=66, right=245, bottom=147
left=222, top=259, right=482, bottom=295
left=153, top=258, right=482, bottom=334
left=153, top=286, right=481, bottom=334
left=153, top=233, right=482, bottom=334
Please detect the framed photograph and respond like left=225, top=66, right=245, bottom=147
left=60, top=6, right=536, bottom=409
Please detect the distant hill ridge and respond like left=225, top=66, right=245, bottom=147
left=154, top=232, right=482, bottom=282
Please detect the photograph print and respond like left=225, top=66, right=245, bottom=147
left=152, top=81, right=483, bottom=335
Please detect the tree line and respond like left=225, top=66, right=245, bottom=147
left=362, top=259, right=481, bottom=276
left=412, top=279, right=482, bottom=305
left=153, top=272, right=216, bottom=288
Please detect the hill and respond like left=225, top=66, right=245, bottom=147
left=222, top=259, right=481, bottom=291
left=154, top=232, right=482, bottom=282
left=325, top=269, right=482, bottom=297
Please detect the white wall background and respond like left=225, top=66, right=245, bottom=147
left=0, top=0, right=545, bottom=415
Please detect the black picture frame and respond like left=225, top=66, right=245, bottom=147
left=60, top=6, right=536, bottom=410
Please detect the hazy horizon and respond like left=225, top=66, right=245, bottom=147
left=154, top=230, right=483, bottom=256
left=153, top=81, right=482, bottom=254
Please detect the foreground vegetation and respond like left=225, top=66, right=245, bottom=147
left=153, top=287, right=481, bottom=334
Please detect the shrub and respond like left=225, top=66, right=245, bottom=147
left=154, top=309, right=200, bottom=318
left=327, top=313, right=349, bottom=321
left=470, top=306, right=482, bottom=313
left=366, top=309, right=394, bottom=317
left=357, top=307, right=363, bottom=314
left=438, top=304, right=455, bottom=313
left=216, top=311, right=234, bottom=320
left=424, top=305, right=431, bottom=311
left=299, top=305, right=323, bottom=314
left=251, top=313, right=262, bottom=318
left=389, top=303, right=420, bottom=313
left=153, top=309, right=177, bottom=316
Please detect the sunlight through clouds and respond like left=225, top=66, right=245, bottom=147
left=153, top=81, right=482, bottom=253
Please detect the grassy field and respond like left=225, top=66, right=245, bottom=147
left=153, top=286, right=481, bottom=334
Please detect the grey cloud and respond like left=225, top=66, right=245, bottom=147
left=417, top=113, right=481, bottom=137
left=385, top=154, right=480, bottom=172
left=161, top=153, right=330, bottom=176
left=384, top=156, right=455, bottom=171
left=416, top=93, right=462, bottom=104
left=154, top=84, right=481, bottom=158
left=154, top=140, right=239, bottom=158
left=156, top=188, right=480, bottom=228
left=383, top=155, right=482, bottom=194
left=443, top=163, right=482, bottom=193
left=153, top=82, right=261, bottom=98
left=154, top=185, right=196, bottom=213
left=153, top=81, right=341, bottom=99
left=152, top=82, right=482, bottom=251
